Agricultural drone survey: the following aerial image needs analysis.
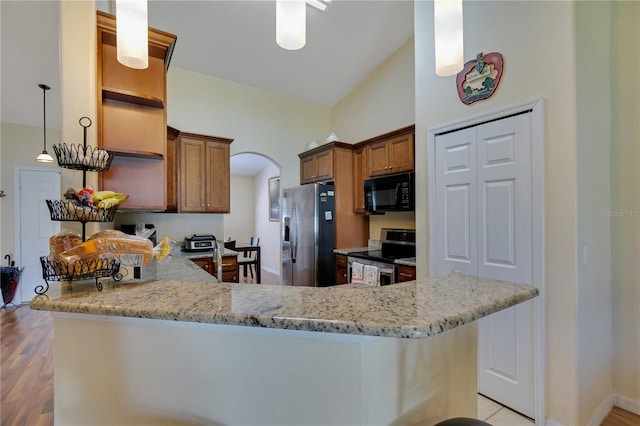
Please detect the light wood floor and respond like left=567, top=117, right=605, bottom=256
left=2, top=269, right=639, bottom=426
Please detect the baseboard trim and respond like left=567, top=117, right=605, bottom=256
left=586, top=394, right=616, bottom=426
left=615, top=392, right=640, bottom=416
left=545, top=392, right=639, bottom=426
left=261, top=266, right=279, bottom=276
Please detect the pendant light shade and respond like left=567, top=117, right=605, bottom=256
left=434, top=0, right=464, bottom=77
left=36, top=84, right=54, bottom=163
left=276, top=0, right=306, bottom=50
left=116, top=0, right=149, bottom=69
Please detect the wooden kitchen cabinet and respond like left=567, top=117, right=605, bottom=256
left=192, top=257, right=213, bottom=274
left=396, top=265, right=416, bottom=282
left=214, top=255, right=239, bottom=283
left=365, top=127, right=415, bottom=178
left=96, top=11, right=177, bottom=210
left=335, top=254, right=349, bottom=285
left=299, top=145, right=336, bottom=184
left=179, top=132, right=233, bottom=213
left=352, top=146, right=367, bottom=213
left=192, top=255, right=239, bottom=283
left=165, top=126, right=180, bottom=212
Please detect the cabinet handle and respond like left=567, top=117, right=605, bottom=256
left=201, top=204, right=205, bottom=208
left=399, top=272, right=414, bottom=278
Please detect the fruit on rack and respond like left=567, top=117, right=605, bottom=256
left=77, top=187, right=95, bottom=204
left=63, top=187, right=77, bottom=200
left=92, top=190, right=116, bottom=202
left=96, top=193, right=128, bottom=210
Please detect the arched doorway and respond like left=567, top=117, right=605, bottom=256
left=226, top=152, right=282, bottom=283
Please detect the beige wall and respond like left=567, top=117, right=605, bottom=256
left=332, top=37, right=417, bottom=238
left=415, top=1, right=580, bottom=424
left=226, top=175, right=256, bottom=244
left=332, top=36, right=415, bottom=144
left=575, top=2, right=614, bottom=423
left=611, top=0, right=640, bottom=410
left=253, top=163, right=281, bottom=275
left=166, top=68, right=330, bottom=191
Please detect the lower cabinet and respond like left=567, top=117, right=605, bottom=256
left=395, top=265, right=416, bottom=282
left=335, top=254, right=349, bottom=285
left=192, top=255, right=239, bottom=283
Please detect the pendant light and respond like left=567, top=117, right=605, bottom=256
left=116, top=0, right=149, bottom=69
left=276, top=0, right=306, bottom=50
left=36, top=83, right=54, bottom=163
left=434, top=0, right=464, bottom=77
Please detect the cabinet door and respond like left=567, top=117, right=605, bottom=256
left=204, top=141, right=230, bottom=213
left=314, top=150, right=334, bottom=182
left=192, top=257, right=213, bottom=275
left=335, top=254, right=349, bottom=285
left=300, top=156, right=316, bottom=184
left=396, top=265, right=416, bottom=282
left=352, top=147, right=367, bottom=213
left=180, top=137, right=207, bottom=212
left=367, top=140, right=390, bottom=177
left=165, top=129, right=179, bottom=212
left=388, top=133, right=414, bottom=173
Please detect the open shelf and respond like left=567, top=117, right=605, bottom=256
left=112, top=149, right=164, bottom=160
left=102, top=88, right=165, bottom=109
left=46, top=200, right=120, bottom=222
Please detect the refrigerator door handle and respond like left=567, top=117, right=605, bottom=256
left=291, top=203, right=298, bottom=263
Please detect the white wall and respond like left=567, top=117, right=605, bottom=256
left=415, top=1, right=579, bottom=424
left=610, top=0, right=640, bottom=412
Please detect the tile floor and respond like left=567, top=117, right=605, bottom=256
left=478, top=394, right=534, bottom=425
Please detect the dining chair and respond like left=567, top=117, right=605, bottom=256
left=238, top=237, right=260, bottom=279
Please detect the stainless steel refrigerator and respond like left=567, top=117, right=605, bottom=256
left=281, top=183, right=336, bottom=287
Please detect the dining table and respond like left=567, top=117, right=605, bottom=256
left=234, top=242, right=261, bottom=284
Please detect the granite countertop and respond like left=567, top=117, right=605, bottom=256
left=30, top=253, right=538, bottom=338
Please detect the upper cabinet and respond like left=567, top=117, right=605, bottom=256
left=352, top=125, right=415, bottom=214
left=96, top=11, right=177, bottom=210
left=299, top=144, right=342, bottom=184
left=365, top=127, right=415, bottom=178
left=179, top=132, right=233, bottom=213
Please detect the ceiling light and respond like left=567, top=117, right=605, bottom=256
left=116, top=0, right=149, bottom=69
left=36, top=84, right=54, bottom=163
left=434, top=0, right=464, bottom=77
left=276, top=0, right=306, bottom=50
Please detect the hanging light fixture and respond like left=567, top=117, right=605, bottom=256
left=116, top=0, right=149, bottom=69
left=434, top=0, right=464, bottom=77
left=276, top=0, right=306, bottom=50
left=36, top=84, right=54, bottom=163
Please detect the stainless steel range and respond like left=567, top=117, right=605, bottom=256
left=347, top=228, right=416, bottom=285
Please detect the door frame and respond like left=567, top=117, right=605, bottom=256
left=426, top=98, right=546, bottom=423
left=14, top=166, right=61, bottom=303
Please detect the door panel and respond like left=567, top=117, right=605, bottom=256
left=435, top=127, right=477, bottom=276
left=18, top=169, right=60, bottom=303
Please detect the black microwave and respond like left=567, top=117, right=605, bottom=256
left=364, top=172, right=415, bottom=212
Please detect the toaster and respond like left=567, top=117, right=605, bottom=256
left=184, top=234, right=216, bottom=252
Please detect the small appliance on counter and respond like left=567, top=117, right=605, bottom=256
left=184, top=234, right=216, bottom=252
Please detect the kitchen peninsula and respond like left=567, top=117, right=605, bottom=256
left=30, top=255, right=537, bottom=425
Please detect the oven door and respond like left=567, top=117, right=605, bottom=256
left=347, top=257, right=395, bottom=285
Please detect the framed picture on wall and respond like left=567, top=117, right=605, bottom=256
left=268, top=176, right=280, bottom=222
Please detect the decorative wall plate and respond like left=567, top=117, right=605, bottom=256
left=456, top=52, right=504, bottom=105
